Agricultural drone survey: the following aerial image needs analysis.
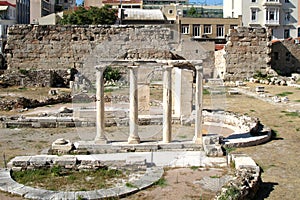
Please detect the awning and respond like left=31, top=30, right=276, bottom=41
left=0, top=6, right=8, bottom=11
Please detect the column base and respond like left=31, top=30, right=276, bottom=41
left=128, top=136, right=140, bottom=144
left=94, top=136, right=107, bottom=144
left=193, top=136, right=203, bottom=144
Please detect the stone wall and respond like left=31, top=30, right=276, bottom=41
left=224, top=27, right=272, bottom=81
left=4, top=25, right=214, bottom=86
left=0, top=69, right=73, bottom=87
left=271, top=39, right=300, bottom=76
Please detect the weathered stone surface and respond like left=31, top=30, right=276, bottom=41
left=53, top=155, right=77, bottom=167
left=224, top=27, right=272, bottom=81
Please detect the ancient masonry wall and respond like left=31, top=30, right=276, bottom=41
left=4, top=25, right=217, bottom=86
left=4, top=25, right=176, bottom=83
left=224, top=27, right=272, bottom=81
left=271, top=39, right=300, bottom=76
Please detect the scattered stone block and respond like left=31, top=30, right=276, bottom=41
left=51, top=138, right=73, bottom=154
left=53, top=155, right=77, bottom=167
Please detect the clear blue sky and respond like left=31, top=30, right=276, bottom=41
left=75, top=0, right=222, bottom=5
left=76, top=0, right=83, bottom=5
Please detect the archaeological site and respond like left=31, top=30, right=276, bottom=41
left=0, top=23, right=299, bottom=200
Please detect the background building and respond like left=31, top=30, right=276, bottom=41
left=0, top=1, right=16, bottom=53
left=223, top=0, right=299, bottom=39
left=55, top=0, right=76, bottom=12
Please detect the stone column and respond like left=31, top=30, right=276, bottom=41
left=193, top=65, right=203, bottom=144
left=95, top=65, right=107, bottom=144
left=128, top=66, right=140, bottom=144
left=162, top=65, right=173, bottom=143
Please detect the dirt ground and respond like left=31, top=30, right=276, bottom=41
left=0, top=83, right=299, bottom=200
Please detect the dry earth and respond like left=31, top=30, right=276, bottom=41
left=0, top=83, right=299, bottom=199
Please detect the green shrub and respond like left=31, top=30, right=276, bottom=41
left=154, top=178, right=167, bottom=187
left=104, top=66, right=121, bottom=82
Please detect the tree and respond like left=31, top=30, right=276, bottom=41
left=187, top=7, right=200, bottom=18
left=60, top=5, right=117, bottom=25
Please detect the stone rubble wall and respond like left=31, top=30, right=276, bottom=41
left=271, top=39, right=300, bottom=76
left=0, top=69, right=71, bottom=87
left=202, top=110, right=258, bottom=132
left=3, top=25, right=216, bottom=87
left=0, top=94, right=71, bottom=111
left=4, top=25, right=178, bottom=84
left=215, top=154, right=261, bottom=200
left=224, top=27, right=272, bottom=81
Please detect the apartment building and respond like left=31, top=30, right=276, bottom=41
left=7, top=0, right=30, bottom=24
left=85, top=0, right=142, bottom=8
left=223, top=0, right=299, bottom=39
left=55, top=0, right=76, bottom=11
left=178, top=16, right=242, bottom=43
left=30, top=0, right=55, bottom=24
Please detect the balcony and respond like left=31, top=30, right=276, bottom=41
left=263, top=0, right=282, bottom=6
left=265, top=20, right=280, bottom=26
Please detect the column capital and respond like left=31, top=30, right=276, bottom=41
left=195, top=65, right=203, bottom=71
left=162, top=65, right=173, bottom=71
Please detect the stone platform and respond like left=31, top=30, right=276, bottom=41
left=74, top=140, right=203, bottom=154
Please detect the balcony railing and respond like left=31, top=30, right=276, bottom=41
left=265, top=20, right=280, bottom=26
left=263, top=0, right=282, bottom=6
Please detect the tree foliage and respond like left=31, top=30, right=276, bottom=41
left=187, top=7, right=201, bottom=18
left=60, top=5, right=117, bottom=25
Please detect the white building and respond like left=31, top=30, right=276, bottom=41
left=0, top=1, right=17, bottom=53
left=223, top=0, right=299, bottom=39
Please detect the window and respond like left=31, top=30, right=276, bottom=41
left=251, top=9, right=257, bottom=22
left=284, top=29, right=290, bottom=39
left=168, top=9, right=173, bottom=14
left=181, top=25, right=189, bottom=34
left=285, top=0, right=290, bottom=3
left=217, top=25, right=224, bottom=37
left=285, top=12, right=291, bottom=22
left=193, top=25, right=201, bottom=37
left=252, top=0, right=256, bottom=2
left=298, top=28, right=300, bottom=37
left=203, top=25, right=211, bottom=34
left=266, top=8, right=279, bottom=24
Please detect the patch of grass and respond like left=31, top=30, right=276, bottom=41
left=11, top=167, right=125, bottom=191
left=276, top=91, right=293, bottom=97
left=190, top=166, right=198, bottom=171
left=250, top=109, right=256, bottom=112
left=296, top=128, right=300, bottom=132
left=154, top=178, right=167, bottom=187
left=104, top=88, right=114, bottom=93
left=210, top=175, right=220, bottom=179
left=224, top=146, right=236, bottom=153
left=203, top=89, right=210, bottom=95
left=18, top=87, right=28, bottom=91
left=281, top=111, right=300, bottom=117
left=218, top=185, right=240, bottom=200
left=125, top=182, right=137, bottom=188
left=295, top=100, right=300, bottom=102
left=178, top=135, right=187, bottom=139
